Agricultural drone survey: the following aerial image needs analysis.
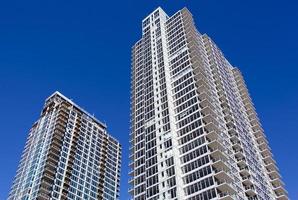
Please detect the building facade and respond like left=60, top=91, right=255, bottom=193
left=129, top=7, right=288, bottom=200
left=8, top=92, right=121, bottom=200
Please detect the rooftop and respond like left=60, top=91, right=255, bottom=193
left=46, top=91, right=107, bottom=129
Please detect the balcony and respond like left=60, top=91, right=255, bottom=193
left=242, top=96, right=251, bottom=105
left=214, top=167, right=233, bottom=182
left=264, top=157, right=275, bottom=166
left=128, top=186, right=134, bottom=194
left=129, top=161, right=134, bottom=167
left=226, top=119, right=234, bottom=128
left=254, top=130, right=264, bottom=138
left=216, top=179, right=236, bottom=195
left=239, top=166, right=250, bottom=177
left=260, top=147, right=271, bottom=157
left=206, top=130, right=217, bottom=141
left=129, top=153, right=134, bottom=160
left=46, top=161, right=57, bottom=169
left=128, top=177, right=134, bottom=184
left=43, top=173, right=54, bottom=182
left=246, top=107, right=254, bottom=116
left=205, top=121, right=220, bottom=133
left=40, top=179, right=51, bottom=189
left=210, top=147, right=227, bottom=160
left=258, top=141, right=267, bottom=150
left=265, top=162, right=277, bottom=172
left=224, top=114, right=233, bottom=123
left=222, top=107, right=230, bottom=115
left=274, top=185, right=287, bottom=195
left=236, top=158, right=247, bottom=168
left=128, top=169, right=134, bottom=176
left=248, top=112, right=257, bottom=121
left=52, top=133, right=63, bottom=141
left=198, top=91, right=209, bottom=102
left=250, top=118, right=259, bottom=126
left=48, top=150, right=59, bottom=160
left=221, top=100, right=229, bottom=109
left=263, top=155, right=275, bottom=164
left=268, top=170, right=279, bottom=178
left=256, top=136, right=266, bottom=144
left=44, top=166, right=55, bottom=176
left=47, top=155, right=59, bottom=164
left=200, top=98, right=213, bottom=109
left=37, top=191, right=50, bottom=200
left=129, top=145, right=134, bottom=153
left=230, top=133, right=240, bottom=144
left=201, top=106, right=216, bottom=118
left=231, top=141, right=242, bottom=151
left=55, top=124, right=66, bottom=132
left=211, top=156, right=230, bottom=172
left=270, top=177, right=283, bottom=186
left=252, top=124, right=264, bottom=133
left=49, top=145, right=60, bottom=155
left=57, top=115, right=68, bottom=124
left=217, top=192, right=234, bottom=200
left=219, top=94, right=226, bottom=102
left=276, top=195, right=288, bottom=200
left=215, top=82, right=224, bottom=91
left=218, top=88, right=225, bottom=96
left=275, top=187, right=288, bottom=200
left=51, top=138, right=62, bottom=148
left=238, top=84, right=245, bottom=91
left=244, top=102, right=254, bottom=111
left=234, top=149, right=244, bottom=160
left=203, top=113, right=214, bottom=125
left=197, top=81, right=209, bottom=93
left=244, top=185, right=256, bottom=197
left=227, top=127, right=237, bottom=136
left=208, top=138, right=224, bottom=151
left=242, top=176, right=253, bottom=186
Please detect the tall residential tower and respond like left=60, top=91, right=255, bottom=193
left=8, top=92, right=121, bottom=200
left=129, top=7, right=287, bottom=200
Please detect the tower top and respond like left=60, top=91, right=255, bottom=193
left=46, top=91, right=107, bottom=129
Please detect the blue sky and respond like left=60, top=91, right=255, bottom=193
left=0, top=0, right=297, bottom=199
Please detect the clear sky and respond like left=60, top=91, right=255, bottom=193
left=0, top=0, right=297, bottom=199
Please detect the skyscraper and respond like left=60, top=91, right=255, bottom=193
left=8, top=92, right=121, bottom=200
left=129, top=7, right=287, bottom=200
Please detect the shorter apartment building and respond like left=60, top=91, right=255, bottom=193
left=8, top=91, right=121, bottom=200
